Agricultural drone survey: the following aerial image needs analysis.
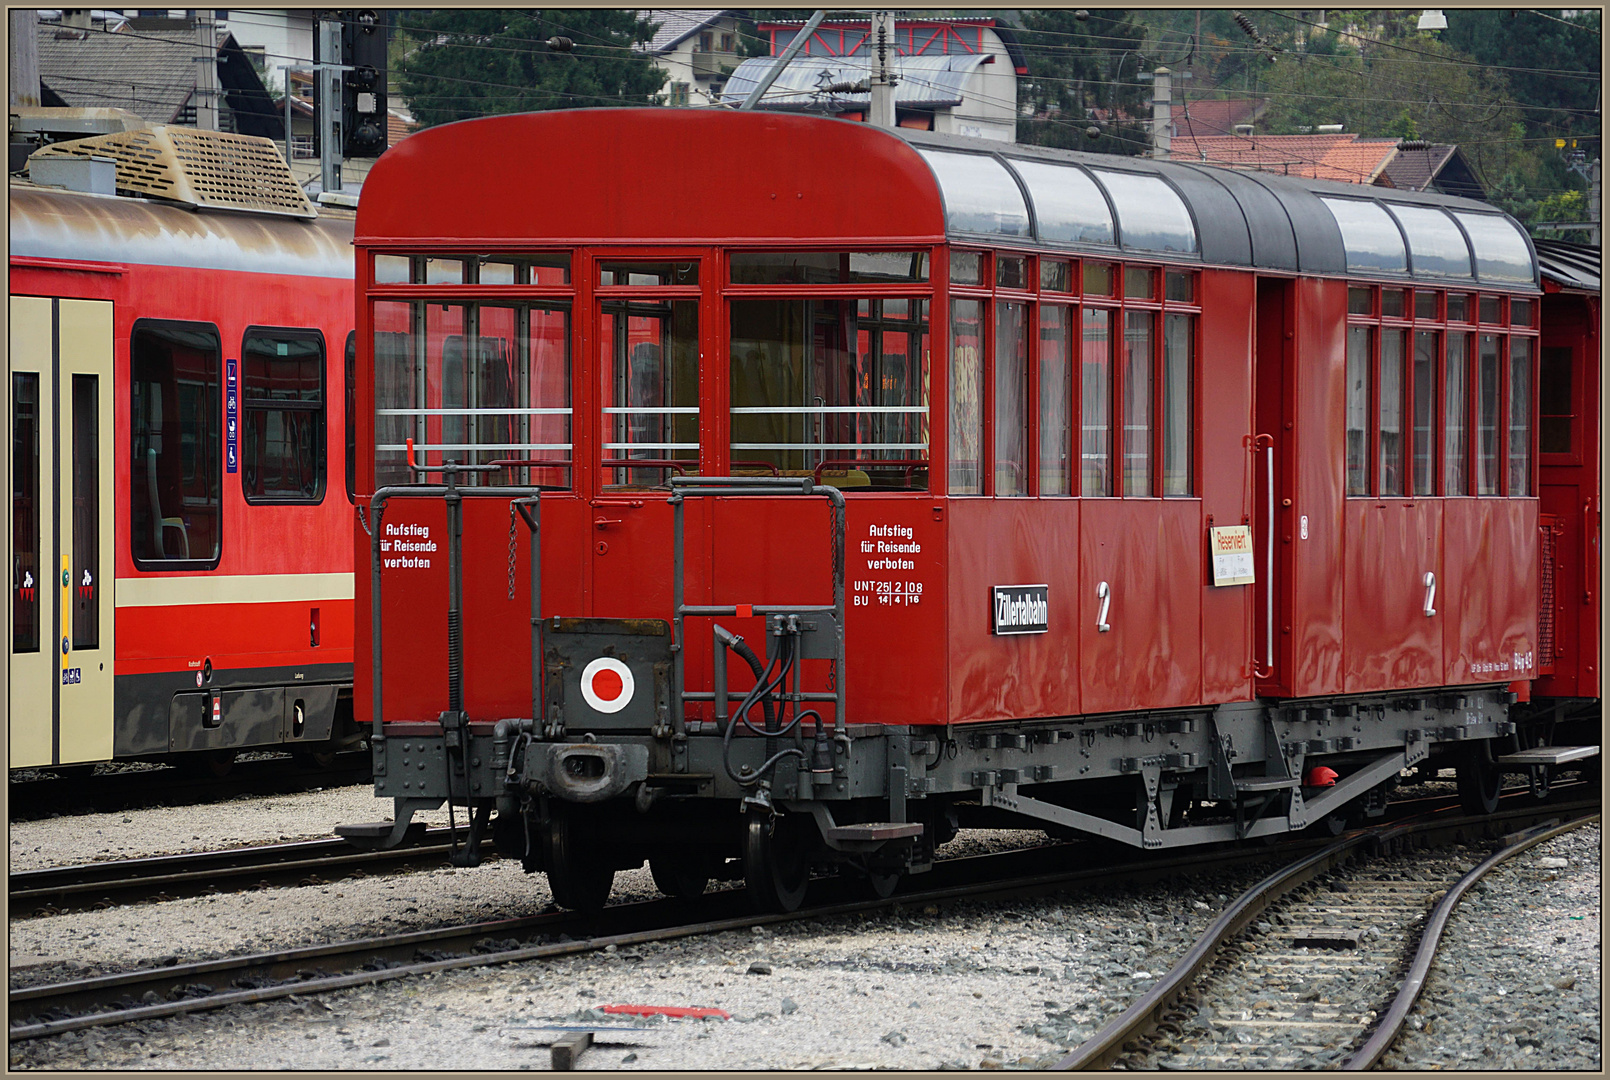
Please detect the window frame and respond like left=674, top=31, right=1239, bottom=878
left=238, top=324, right=329, bottom=506
left=129, top=317, right=224, bottom=571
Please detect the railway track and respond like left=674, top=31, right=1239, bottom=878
left=10, top=790, right=1593, bottom=1045
left=9, top=825, right=469, bottom=916
left=1052, top=800, right=1599, bottom=1070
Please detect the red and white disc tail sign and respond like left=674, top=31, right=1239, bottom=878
left=580, top=656, right=635, bottom=714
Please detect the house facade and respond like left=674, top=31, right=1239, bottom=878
left=639, top=10, right=747, bottom=108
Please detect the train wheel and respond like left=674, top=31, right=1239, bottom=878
left=1456, top=741, right=1502, bottom=816
left=744, top=810, right=811, bottom=914
left=861, top=869, right=900, bottom=900
left=649, top=852, right=713, bottom=899
left=543, top=806, right=613, bottom=913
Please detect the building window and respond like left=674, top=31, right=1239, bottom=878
left=669, top=82, right=689, bottom=106
left=131, top=320, right=221, bottom=566
left=241, top=327, right=326, bottom=503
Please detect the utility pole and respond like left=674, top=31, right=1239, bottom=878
left=279, top=64, right=298, bottom=165
left=10, top=10, right=40, bottom=107
left=194, top=10, right=218, bottom=130
left=1151, top=66, right=1172, bottom=159
left=868, top=11, right=897, bottom=130
left=317, top=15, right=343, bottom=193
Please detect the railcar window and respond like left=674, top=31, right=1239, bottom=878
left=1122, top=312, right=1154, bottom=495
left=1348, top=287, right=1373, bottom=316
left=995, top=301, right=1028, bottom=495
left=1381, top=290, right=1406, bottom=319
left=1538, top=346, right=1573, bottom=456
left=1451, top=212, right=1535, bottom=284
left=1164, top=271, right=1193, bottom=303
left=728, top=298, right=929, bottom=491
left=1378, top=330, right=1406, bottom=496
left=996, top=256, right=1027, bottom=291
left=71, top=374, right=100, bottom=648
left=1162, top=314, right=1193, bottom=497
left=131, top=321, right=221, bottom=567
left=1321, top=198, right=1408, bottom=274
left=916, top=149, right=1031, bottom=238
left=13, top=373, right=41, bottom=653
left=424, top=258, right=464, bottom=285
left=1007, top=159, right=1114, bottom=247
left=1081, top=308, right=1112, bottom=497
left=241, top=328, right=325, bottom=503
left=1039, top=305, right=1073, bottom=495
left=1414, top=290, right=1438, bottom=320
left=1385, top=204, right=1474, bottom=279
left=949, top=299, right=984, bottom=494
left=1446, top=293, right=1469, bottom=321
left=1412, top=331, right=1437, bottom=496
left=1041, top=260, right=1072, bottom=293
left=1084, top=262, right=1113, bottom=296
left=602, top=299, right=696, bottom=488
left=1511, top=299, right=1533, bottom=327
left=951, top=250, right=983, bottom=286
left=1475, top=334, right=1501, bottom=495
left=1345, top=326, right=1371, bottom=496
left=1088, top=170, right=1198, bottom=254
left=1443, top=332, right=1469, bottom=495
left=600, top=262, right=699, bottom=287
left=374, top=254, right=410, bottom=283
left=1508, top=337, right=1532, bottom=496
left=372, top=301, right=573, bottom=491
left=729, top=251, right=928, bottom=285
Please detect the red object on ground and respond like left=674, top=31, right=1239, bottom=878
left=601, top=1004, right=731, bottom=1020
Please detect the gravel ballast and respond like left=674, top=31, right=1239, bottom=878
left=7, top=784, right=1600, bottom=1069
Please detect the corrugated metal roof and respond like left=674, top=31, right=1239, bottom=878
left=720, top=52, right=991, bottom=110
left=1534, top=239, right=1601, bottom=292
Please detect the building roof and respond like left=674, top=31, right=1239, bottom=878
left=720, top=53, right=993, bottom=112
left=1172, top=98, right=1265, bottom=140
left=757, top=15, right=1028, bottom=76
left=638, top=10, right=736, bottom=55
left=1378, top=143, right=1456, bottom=190
left=36, top=20, right=280, bottom=140
left=1167, top=132, right=1401, bottom=185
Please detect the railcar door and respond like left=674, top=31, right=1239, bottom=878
left=8, top=296, right=116, bottom=767
left=590, top=255, right=710, bottom=620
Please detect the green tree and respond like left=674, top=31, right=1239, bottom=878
left=1015, top=9, right=1151, bottom=155
left=394, top=9, right=666, bottom=128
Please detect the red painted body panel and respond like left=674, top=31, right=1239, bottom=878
left=1343, top=501, right=1444, bottom=691
left=1078, top=499, right=1202, bottom=714
left=357, top=110, right=947, bottom=247
left=115, top=601, right=353, bottom=674
left=1441, top=500, right=1539, bottom=685
left=946, top=498, right=1080, bottom=721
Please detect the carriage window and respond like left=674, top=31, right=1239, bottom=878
left=1162, top=314, right=1193, bottom=496
left=1345, top=326, right=1371, bottom=496
left=1038, top=305, right=1073, bottom=495
left=13, top=373, right=40, bottom=652
left=1164, top=271, right=1194, bottom=303
left=916, top=149, right=1032, bottom=238
left=131, top=321, right=221, bottom=566
left=1124, top=267, right=1154, bottom=299
left=1444, top=332, right=1469, bottom=495
left=374, top=254, right=410, bottom=283
left=1479, top=296, right=1502, bottom=324
left=1508, top=337, right=1532, bottom=496
left=1381, top=290, right=1406, bottom=319
left=1041, top=259, right=1072, bottom=293
left=1322, top=197, right=1408, bottom=274
left=1446, top=293, right=1469, bottom=322
left=996, top=256, right=1027, bottom=291
left=1538, top=346, right=1573, bottom=455
left=600, top=261, right=698, bottom=287
left=1476, top=334, right=1501, bottom=494
left=1083, top=262, right=1114, bottom=297
left=1122, top=311, right=1153, bottom=495
left=730, top=251, right=929, bottom=285
left=373, top=301, right=573, bottom=491
left=1511, top=299, right=1533, bottom=327
left=994, top=301, right=1028, bottom=495
left=602, top=299, right=695, bottom=488
left=1415, top=290, right=1438, bottom=320
left=1081, top=308, right=1111, bottom=496
left=241, top=328, right=325, bottom=503
left=729, top=298, right=929, bottom=491
left=1008, top=158, right=1115, bottom=247
left=70, top=374, right=100, bottom=649
left=1348, top=287, right=1373, bottom=316
left=1412, top=331, right=1437, bottom=495
left=1378, top=329, right=1405, bottom=496
left=949, top=299, right=984, bottom=494
left=951, top=250, right=982, bottom=286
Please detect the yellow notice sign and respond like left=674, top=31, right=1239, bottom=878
left=1210, top=525, right=1256, bottom=586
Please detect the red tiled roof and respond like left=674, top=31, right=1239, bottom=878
left=1167, top=133, right=1399, bottom=185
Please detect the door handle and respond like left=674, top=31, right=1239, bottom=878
left=1423, top=571, right=1437, bottom=617
left=594, top=516, right=622, bottom=530
left=1096, top=580, right=1112, bottom=633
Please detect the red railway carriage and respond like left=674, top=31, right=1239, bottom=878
left=346, top=110, right=1594, bottom=912
left=8, top=128, right=359, bottom=773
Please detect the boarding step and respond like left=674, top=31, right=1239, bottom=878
left=1494, top=745, right=1600, bottom=768
left=822, top=821, right=925, bottom=843
left=1235, top=776, right=1300, bottom=793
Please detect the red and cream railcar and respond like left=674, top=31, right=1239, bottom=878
left=8, top=128, right=359, bottom=774
left=346, top=110, right=1592, bottom=912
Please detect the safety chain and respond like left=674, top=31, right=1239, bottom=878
left=507, top=502, right=519, bottom=601
left=356, top=502, right=372, bottom=538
